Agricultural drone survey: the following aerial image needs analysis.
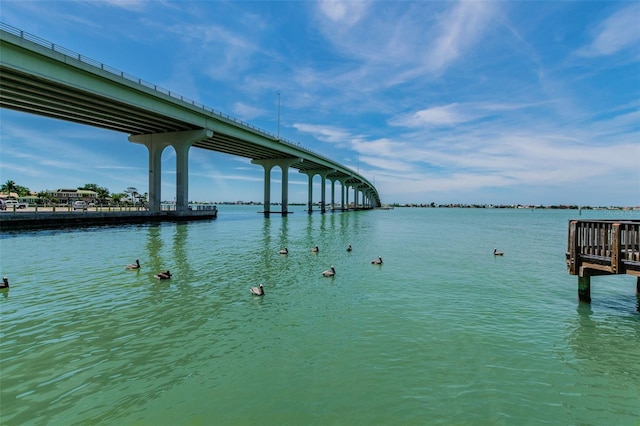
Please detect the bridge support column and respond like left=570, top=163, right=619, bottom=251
left=345, top=184, right=350, bottom=211
left=129, top=129, right=213, bottom=213
left=300, top=169, right=333, bottom=213
left=335, top=178, right=349, bottom=211
left=303, top=172, right=314, bottom=213
left=145, top=141, right=169, bottom=212
left=318, top=171, right=332, bottom=213
left=252, top=161, right=274, bottom=217
left=252, top=158, right=302, bottom=216
left=353, top=185, right=361, bottom=210
left=330, top=178, right=336, bottom=211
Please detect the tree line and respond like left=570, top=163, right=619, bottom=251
left=1, top=180, right=147, bottom=205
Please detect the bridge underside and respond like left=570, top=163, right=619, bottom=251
left=0, top=66, right=358, bottom=182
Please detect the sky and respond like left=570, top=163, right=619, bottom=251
left=0, top=1, right=639, bottom=206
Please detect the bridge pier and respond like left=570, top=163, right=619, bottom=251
left=252, top=158, right=302, bottom=217
left=344, top=183, right=350, bottom=211
left=353, top=185, right=360, bottom=210
left=129, top=129, right=213, bottom=212
left=330, top=177, right=346, bottom=211
left=301, top=169, right=333, bottom=213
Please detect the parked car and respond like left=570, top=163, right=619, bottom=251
left=73, top=200, right=87, bottom=210
left=4, top=200, right=28, bottom=209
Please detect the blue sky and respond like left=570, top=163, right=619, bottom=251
left=0, top=1, right=638, bottom=206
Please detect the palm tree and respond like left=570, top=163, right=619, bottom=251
left=1, top=180, right=16, bottom=196
left=37, top=191, right=52, bottom=206
left=111, top=193, right=126, bottom=205
left=95, top=187, right=110, bottom=205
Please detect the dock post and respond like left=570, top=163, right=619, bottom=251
left=578, top=274, right=591, bottom=303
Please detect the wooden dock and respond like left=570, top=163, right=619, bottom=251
left=566, top=219, right=640, bottom=302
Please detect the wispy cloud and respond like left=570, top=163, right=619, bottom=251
left=577, top=3, right=640, bottom=57
left=1, top=1, right=637, bottom=205
left=99, top=0, right=148, bottom=12
left=232, top=102, right=266, bottom=121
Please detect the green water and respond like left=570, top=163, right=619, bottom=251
left=1, top=207, right=639, bottom=425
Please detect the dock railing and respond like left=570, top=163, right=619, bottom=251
left=567, top=219, right=640, bottom=303
left=567, top=219, right=640, bottom=276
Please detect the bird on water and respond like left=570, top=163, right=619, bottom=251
left=371, top=256, right=383, bottom=265
left=126, top=259, right=141, bottom=270
left=155, top=270, right=172, bottom=279
left=250, top=284, right=265, bottom=296
left=346, top=245, right=352, bottom=252
left=322, top=266, right=336, bottom=277
left=311, top=246, right=319, bottom=253
left=279, top=247, right=289, bottom=255
left=1, top=277, right=9, bottom=289
left=494, top=248, right=504, bottom=256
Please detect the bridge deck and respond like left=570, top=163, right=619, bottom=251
left=566, top=219, right=640, bottom=302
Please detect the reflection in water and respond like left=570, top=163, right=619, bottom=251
left=564, top=303, right=640, bottom=423
left=146, top=224, right=163, bottom=274
left=568, top=303, right=640, bottom=378
left=173, top=223, right=189, bottom=272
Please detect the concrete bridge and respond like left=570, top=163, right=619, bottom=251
left=0, top=23, right=381, bottom=216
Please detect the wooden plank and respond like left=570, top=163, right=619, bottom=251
left=612, top=223, right=620, bottom=273
left=568, top=221, right=578, bottom=274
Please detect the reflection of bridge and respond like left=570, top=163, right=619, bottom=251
left=566, top=219, right=640, bottom=302
left=0, top=23, right=381, bottom=216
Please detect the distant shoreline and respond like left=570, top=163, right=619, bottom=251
left=211, top=201, right=639, bottom=210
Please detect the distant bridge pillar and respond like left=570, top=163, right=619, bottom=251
left=252, top=158, right=302, bottom=217
left=353, top=184, right=361, bottom=210
left=335, top=178, right=349, bottom=211
left=300, top=169, right=333, bottom=213
left=345, top=183, right=350, bottom=210
left=318, top=171, right=333, bottom=213
left=329, top=178, right=336, bottom=211
left=129, top=129, right=213, bottom=212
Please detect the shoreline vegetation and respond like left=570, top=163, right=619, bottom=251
left=213, top=201, right=639, bottom=211
left=1, top=181, right=637, bottom=212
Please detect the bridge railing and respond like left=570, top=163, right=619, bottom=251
left=0, top=22, right=372, bottom=185
left=567, top=220, right=640, bottom=275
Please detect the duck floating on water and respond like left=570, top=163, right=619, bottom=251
left=311, top=246, right=319, bottom=253
left=346, top=245, right=352, bottom=252
left=0, top=277, right=9, bottom=289
left=126, top=259, right=141, bottom=270
left=371, top=256, right=383, bottom=265
left=279, top=247, right=289, bottom=255
left=322, top=266, right=336, bottom=277
left=494, top=248, right=504, bottom=256
left=155, top=270, right=172, bottom=279
left=250, top=284, right=265, bottom=296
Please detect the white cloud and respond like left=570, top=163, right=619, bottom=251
left=393, top=104, right=477, bottom=127
left=100, top=0, right=147, bottom=11
left=426, top=1, right=496, bottom=74
left=577, top=3, right=640, bottom=57
left=232, top=102, right=266, bottom=121
left=318, top=0, right=369, bottom=27
left=292, top=123, right=352, bottom=144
